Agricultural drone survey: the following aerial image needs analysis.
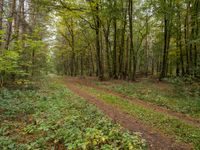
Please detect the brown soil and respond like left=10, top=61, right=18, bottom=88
left=70, top=77, right=200, bottom=128
left=153, top=81, right=172, bottom=91
left=64, top=78, right=193, bottom=150
left=0, top=108, right=4, bottom=113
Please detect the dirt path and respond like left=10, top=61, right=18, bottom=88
left=64, top=78, right=192, bottom=150
left=71, top=77, right=200, bottom=128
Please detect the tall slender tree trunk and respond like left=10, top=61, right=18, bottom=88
left=178, top=10, right=185, bottom=76
left=189, top=7, right=195, bottom=76
left=113, top=15, right=117, bottom=79
left=193, top=0, right=199, bottom=77
left=176, top=37, right=180, bottom=76
left=128, top=0, right=136, bottom=81
left=0, top=0, right=3, bottom=53
left=95, top=3, right=104, bottom=80
left=31, top=49, right=35, bottom=76
left=124, top=36, right=129, bottom=79
left=80, top=54, right=83, bottom=76
left=185, top=2, right=190, bottom=75
left=160, top=0, right=171, bottom=80
left=104, top=23, right=112, bottom=78
left=20, top=0, right=26, bottom=49
left=194, top=8, right=199, bottom=76
left=14, top=0, right=23, bottom=40
left=151, top=57, right=154, bottom=75
left=119, top=7, right=127, bottom=79
left=4, top=0, right=16, bottom=50
left=89, top=45, right=95, bottom=76
left=71, top=33, right=75, bottom=76
left=145, top=15, right=149, bottom=77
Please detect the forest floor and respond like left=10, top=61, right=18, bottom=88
left=0, top=77, right=146, bottom=150
left=1, top=76, right=200, bottom=150
left=64, top=77, right=200, bottom=150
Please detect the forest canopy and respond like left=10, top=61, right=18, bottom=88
left=0, top=0, right=200, bottom=86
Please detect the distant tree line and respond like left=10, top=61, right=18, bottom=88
left=53, top=0, right=200, bottom=81
left=0, top=0, right=199, bottom=86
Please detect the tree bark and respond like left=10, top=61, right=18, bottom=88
left=128, top=0, right=136, bottom=81
left=0, top=0, right=3, bottom=53
left=113, top=14, right=117, bottom=79
left=104, top=22, right=112, bottom=78
left=95, top=3, right=104, bottom=80
left=160, top=0, right=171, bottom=80
left=119, top=6, right=127, bottom=79
left=4, top=0, right=16, bottom=50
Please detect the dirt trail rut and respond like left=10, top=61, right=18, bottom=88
left=64, top=78, right=192, bottom=150
left=72, top=77, right=200, bottom=128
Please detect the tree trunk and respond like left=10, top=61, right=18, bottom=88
left=119, top=6, right=127, bottom=79
left=104, top=25, right=112, bottom=78
left=95, top=3, right=104, bottom=80
left=0, top=0, right=3, bottom=53
left=145, top=15, right=149, bottom=77
left=113, top=15, right=117, bottom=79
left=4, top=0, right=16, bottom=50
left=71, top=20, right=75, bottom=76
left=185, top=2, right=190, bottom=75
left=128, top=0, right=136, bottom=81
left=160, top=0, right=171, bottom=80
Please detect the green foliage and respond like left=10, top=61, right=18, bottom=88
left=0, top=79, right=146, bottom=150
left=0, top=27, right=51, bottom=87
left=0, top=51, right=20, bottom=74
left=95, top=80, right=200, bottom=119
left=82, top=86, right=200, bottom=149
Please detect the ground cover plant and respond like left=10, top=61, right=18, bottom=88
left=1, top=0, right=200, bottom=149
left=79, top=85, right=200, bottom=149
left=0, top=79, right=146, bottom=150
left=93, top=78, right=200, bottom=119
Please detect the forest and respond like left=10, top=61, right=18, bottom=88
left=0, top=0, right=200, bottom=149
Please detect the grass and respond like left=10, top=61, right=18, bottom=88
left=94, top=78, right=200, bottom=119
left=80, top=85, right=200, bottom=149
left=0, top=78, right=146, bottom=150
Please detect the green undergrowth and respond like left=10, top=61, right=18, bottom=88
left=79, top=85, right=200, bottom=149
left=0, top=79, right=146, bottom=150
left=94, top=79, right=200, bottom=119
